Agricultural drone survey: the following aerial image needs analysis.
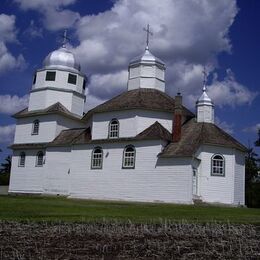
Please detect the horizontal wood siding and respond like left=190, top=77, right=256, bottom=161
left=234, top=150, right=245, bottom=205
left=197, top=145, right=235, bottom=204
left=9, top=149, right=45, bottom=193
left=43, top=147, right=71, bottom=195
left=70, top=140, right=192, bottom=203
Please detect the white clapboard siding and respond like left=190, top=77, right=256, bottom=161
left=234, top=150, right=245, bottom=205
left=14, top=115, right=58, bottom=144
left=43, top=147, right=71, bottom=195
left=69, top=140, right=193, bottom=203
left=9, top=149, right=45, bottom=194
left=196, top=145, right=235, bottom=204
left=92, top=109, right=173, bottom=140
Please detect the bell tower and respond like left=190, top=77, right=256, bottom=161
left=28, top=31, right=86, bottom=116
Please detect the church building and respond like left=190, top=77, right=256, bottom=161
left=9, top=32, right=246, bottom=205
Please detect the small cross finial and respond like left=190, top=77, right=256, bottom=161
left=143, top=24, right=153, bottom=49
left=61, top=29, right=70, bottom=48
left=202, top=67, right=207, bottom=92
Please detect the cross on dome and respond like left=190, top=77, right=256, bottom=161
left=61, top=29, right=70, bottom=48
left=202, top=67, right=207, bottom=92
left=143, top=24, right=153, bottom=50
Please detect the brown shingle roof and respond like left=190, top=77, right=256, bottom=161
left=13, top=102, right=81, bottom=120
left=49, top=121, right=171, bottom=146
left=160, top=119, right=247, bottom=157
left=9, top=143, right=48, bottom=149
left=83, top=88, right=194, bottom=121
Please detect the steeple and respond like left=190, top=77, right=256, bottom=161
left=127, top=24, right=166, bottom=92
left=196, top=68, right=214, bottom=123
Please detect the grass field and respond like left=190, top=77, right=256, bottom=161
left=0, top=195, right=260, bottom=224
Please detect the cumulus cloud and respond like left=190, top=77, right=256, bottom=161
left=0, top=14, right=26, bottom=74
left=23, top=20, right=43, bottom=38
left=0, top=125, right=15, bottom=144
left=243, top=123, right=260, bottom=133
left=14, top=0, right=80, bottom=31
left=0, top=95, right=29, bottom=115
left=70, top=0, right=256, bottom=108
left=215, top=117, right=234, bottom=134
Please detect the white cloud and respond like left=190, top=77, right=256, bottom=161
left=0, top=14, right=26, bottom=74
left=14, top=0, right=80, bottom=31
left=23, top=20, right=43, bottom=38
left=71, top=0, right=256, bottom=108
left=0, top=125, right=15, bottom=144
left=0, top=95, right=29, bottom=115
left=215, top=117, right=234, bottom=134
left=243, top=123, right=260, bottom=133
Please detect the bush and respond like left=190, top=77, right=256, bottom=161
left=246, top=182, right=260, bottom=208
left=0, top=172, right=10, bottom=186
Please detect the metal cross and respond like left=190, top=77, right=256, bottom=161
left=143, top=24, right=153, bottom=48
left=202, top=67, right=207, bottom=92
left=61, top=29, right=70, bottom=47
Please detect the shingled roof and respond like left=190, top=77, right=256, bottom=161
left=159, top=119, right=247, bottom=158
left=9, top=142, right=48, bottom=149
left=13, top=102, right=81, bottom=120
left=48, top=121, right=171, bottom=147
left=82, top=88, right=194, bottom=121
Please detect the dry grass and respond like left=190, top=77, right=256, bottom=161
left=0, top=221, right=259, bottom=259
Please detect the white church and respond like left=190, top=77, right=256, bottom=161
left=9, top=31, right=246, bottom=205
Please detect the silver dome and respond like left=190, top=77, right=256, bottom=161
left=43, top=46, right=81, bottom=72
left=129, top=46, right=165, bottom=67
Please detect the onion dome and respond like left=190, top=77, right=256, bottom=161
left=197, top=85, right=214, bottom=106
left=43, top=46, right=81, bottom=73
left=129, top=46, right=165, bottom=68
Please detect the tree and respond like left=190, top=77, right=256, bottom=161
left=255, top=129, right=260, bottom=147
left=0, top=155, right=12, bottom=174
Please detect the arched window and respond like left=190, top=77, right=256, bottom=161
left=19, top=152, right=26, bottom=167
left=91, top=147, right=103, bottom=169
left=211, top=154, right=225, bottom=176
left=123, top=145, right=135, bottom=169
left=108, top=119, right=119, bottom=138
left=32, top=120, right=39, bottom=135
left=36, top=151, right=44, bottom=167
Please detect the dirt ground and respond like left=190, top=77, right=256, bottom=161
left=0, top=221, right=259, bottom=259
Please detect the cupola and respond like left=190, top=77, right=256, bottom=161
left=127, top=25, right=166, bottom=92
left=28, top=30, right=86, bottom=116
left=196, top=71, right=214, bottom=123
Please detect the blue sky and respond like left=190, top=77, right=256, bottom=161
left=0, top=0, right=259, bottom=163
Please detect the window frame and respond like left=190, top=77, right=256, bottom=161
left=108, top=119, right=119, bottom=139
left=68, top=73, right=77, bottom=85
left=36, top=151, right=44, bottom=167
left=211, top=154, right=225, bottom=177
left=45, top=71, right=56, bottom=81
left=91, top=147, right=103, bottom=169
left=122, top=145, right=136, bottom=169
left=18, top=152, right=26, bottom=167
left=32, top=120, right=40, bottom=135
left=32, top=73, right=37, bottom=85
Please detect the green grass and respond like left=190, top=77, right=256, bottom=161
left=0, top=195, right=259, bottom=224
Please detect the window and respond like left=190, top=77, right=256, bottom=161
left=45, top=71, right=56, bottom=81
left=33, top=73, right=37, bottom=85
left=32, top=120, right=39, bottom=135
left=91, top=147, right=103, bottom=169
left=36, top=151, right=44, bottom=167
left=211, top=154, right=225, bottom=176
left=68, top=73, right=77, bottom=85
left=123, top=145, right=135, bottom=169
left=19, top=152, right=26, bottom=167
left=109, top=119, right=119, bottom=138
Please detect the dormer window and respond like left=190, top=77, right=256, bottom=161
left=32, top=120, right=39, bottom=135
left=68, top=73, right=77, bottom=85
left=45, top=71, right=56, bottom=81
left=108, top=119, right=119, bottom=138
